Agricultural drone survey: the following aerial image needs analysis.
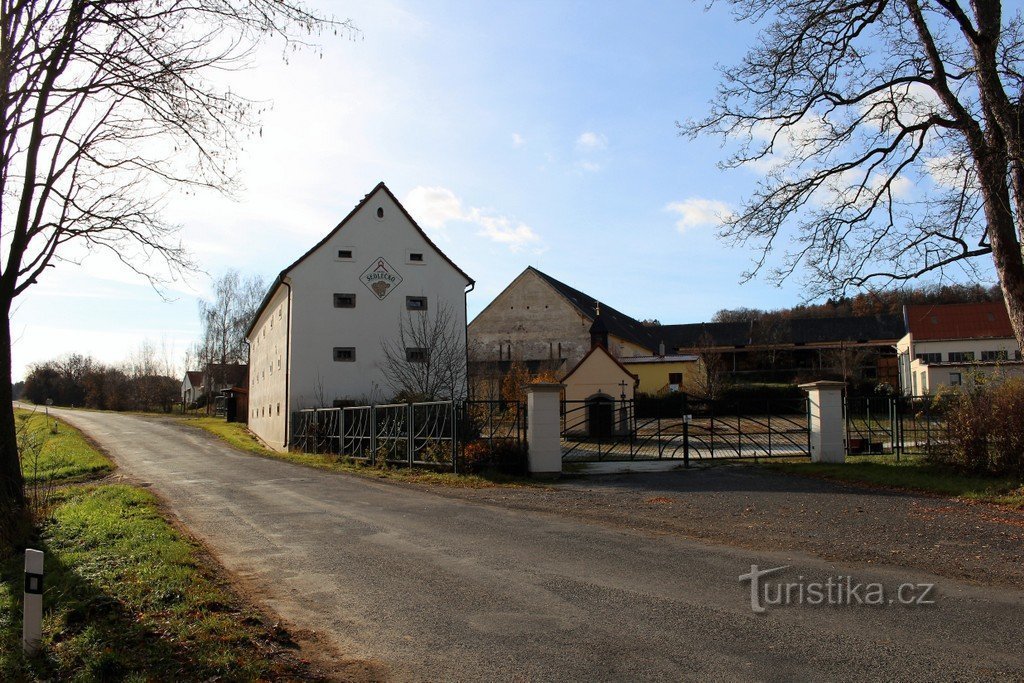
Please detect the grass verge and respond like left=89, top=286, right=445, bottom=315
left=181, top=416, right=535, bottom=489
left=765, top=454, right=1024, bottom=508
left=16, top=408, right=112, bottom=484
left=2, top=414, right=323, bottom=680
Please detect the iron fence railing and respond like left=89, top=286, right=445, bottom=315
left=560, top=397, right=811, bottom=463
left=844, top=395, right=951, bottom=458
left=291, top=399, right=525, bottom=472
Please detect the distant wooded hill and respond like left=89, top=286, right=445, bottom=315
left=712, top=283, right=1003, bottom=322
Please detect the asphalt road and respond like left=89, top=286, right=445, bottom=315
left=50, top=408, right=1024, bottom=682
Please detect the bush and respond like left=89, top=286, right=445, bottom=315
left=932, top=378, right=1024, bottom=477
left=460, top=439, right=526, bottom=476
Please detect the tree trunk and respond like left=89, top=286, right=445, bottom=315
left=0, top=304, right=27, bottom=547
left=976, top=152, right=1024, bottom=351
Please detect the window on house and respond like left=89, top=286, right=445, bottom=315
left=406, top=347, right=428, bottom=363
left=337, top=249, right=353, bottom=259
left=333, top=347, right=356, bottom=362
left=981, top=350, right=1008, bottom=362
left=376, top=206, right=384, bottom=219
left=334, top=293, right=356, bottom=308
left=408, top=252, right=424, bottom=263
left=276, top=403, right=280, bottom=415
left=915, top=352, right=942, bottom=364
left=406, top=296, right=428, bottom=311
left=948, top=351, right=976, bottom=363
left=668, top=372, right=682, bottom=384
left=950, top=372, right=962, bottom=386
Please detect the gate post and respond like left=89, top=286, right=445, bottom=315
left=799, top=381, right=846, bottom=463
left=526, top=383, right=564, bottom=477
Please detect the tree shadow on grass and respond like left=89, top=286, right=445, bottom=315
left=1, top=536, right=309, bottom=681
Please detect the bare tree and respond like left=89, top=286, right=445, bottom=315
left=197, top=269, right=265, bottom=369
left=823, top=341, right=877, bottom=386
left=684, top=1, right=1024, bottom=348
left=380, top=302, right=467, bottom=401
left=694, top=332, right=729, bottom=400
left=0, top=0, right=352, bottom=539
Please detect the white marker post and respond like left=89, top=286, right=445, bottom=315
left=23, top=548, right=43, bottom=654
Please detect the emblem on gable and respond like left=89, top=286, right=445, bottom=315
left=361, top=257, right=403, bottom=300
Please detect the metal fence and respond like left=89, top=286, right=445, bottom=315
left=291, top=399, right=525, bottom=472
left=845, top=395, right=951, bottom=458
left=560, top=397, right=811, bottom=463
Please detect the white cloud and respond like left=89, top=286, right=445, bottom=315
left=576, top=131, right=607, bottom=151
left=743, top=115, right=830, bottom=175
left=924, top=154, right=971, bottom=190
left=665, top=198, right=733, bottom=234
left=404, top=186, right=543, bottom=253
left=512, top=132, right=526, bottom=147
left=860, top=82, right=943, bottom=133
left=576, top=160, right=602, bottom=173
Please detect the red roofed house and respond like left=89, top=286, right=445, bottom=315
left=897, top=302, right=1024, bottom=396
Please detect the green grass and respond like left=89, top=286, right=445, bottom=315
left=181, top=416, right=536, bottom=489
left=2, top=412, right=319, bottom=680
left=1, top=485, right=314, bottom=680
left=766, top=454, right=1024, bottom=508
left=16, top=409, right=112, bottom=484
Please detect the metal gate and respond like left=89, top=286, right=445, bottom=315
left=844, top=395, right=950, bottom=458
left=560, top=397, right=811, bottom=463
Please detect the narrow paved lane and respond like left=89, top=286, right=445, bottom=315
left=52, top=408, right=1024, bottom=681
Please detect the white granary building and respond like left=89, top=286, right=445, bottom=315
left=245, top=182, right=474, bottom=450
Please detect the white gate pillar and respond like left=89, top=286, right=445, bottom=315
left=526, top=383, right=564, bottom=477
left=799, top=381, right=846, bottom=463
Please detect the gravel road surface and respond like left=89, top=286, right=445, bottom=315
left=49, top=408, right=1024, bottom=682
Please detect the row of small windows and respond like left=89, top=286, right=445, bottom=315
left=253, top=404, right=281, bottom=418
left=334, top=293, right=428, bottom=310
left=333, top=347, right=428, bottom=363
left=916, top=350, right=1022, bottom=364
left=335, top=248, right=425, bottom=263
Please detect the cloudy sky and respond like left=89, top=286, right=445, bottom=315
left=9, top=0, right=992, bottom=380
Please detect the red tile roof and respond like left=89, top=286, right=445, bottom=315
left=905, top=302, right=1014, bottom=340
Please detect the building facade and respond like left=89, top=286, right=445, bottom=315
left=469, top=266, right=903, bottom=395
left=246, top=182, right=473, bottom=450
left=468, top=267, right=655, bottom=372
left=897, top=302, right=1024, bottom=396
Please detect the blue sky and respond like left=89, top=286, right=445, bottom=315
left=8, top=0, right=993, bottom=380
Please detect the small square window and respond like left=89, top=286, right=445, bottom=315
left=333, top=347, right=356, bottom=362
left=334, top=293, right=356, bottom=308
left=408, top=252, right=424, bottom=263
left=337, top=248, right=354, bottom=260
left=406, top=347, right=428, bottom=363
left=406, top=296, right=428, bottom=311
left=950, top=372, right=962, bottom=386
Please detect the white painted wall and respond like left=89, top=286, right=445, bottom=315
left=287, top=188, right=470, bottom=411
left=248, top=284, right=291, bottom=449
left=897, top=333, right=1022, bottom=395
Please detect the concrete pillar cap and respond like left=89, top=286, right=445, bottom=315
left=798, top=380, right=847, bottom=390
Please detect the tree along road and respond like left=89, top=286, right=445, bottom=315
left=50, top=408, right=1023, bottom=681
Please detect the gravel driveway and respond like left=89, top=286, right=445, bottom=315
left=434, top=466, right=1024, bottom=589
